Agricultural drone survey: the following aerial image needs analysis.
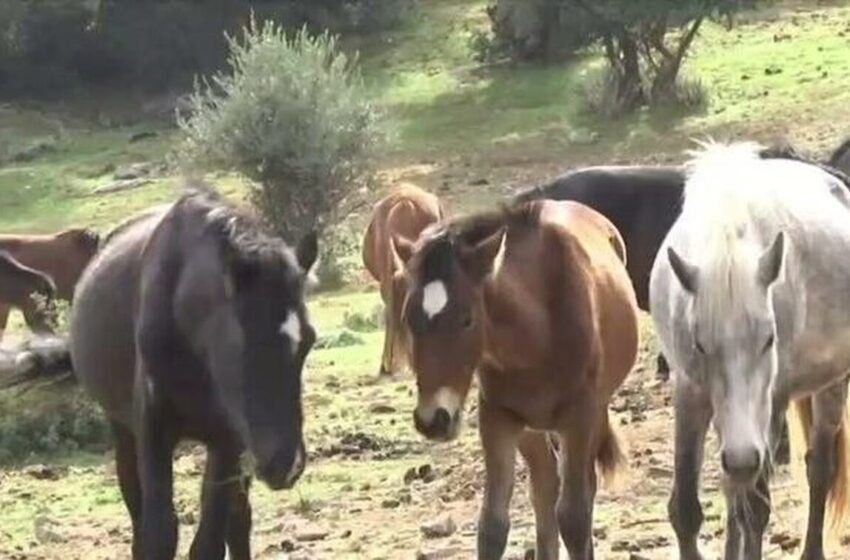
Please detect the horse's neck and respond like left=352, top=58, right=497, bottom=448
left=480, top=262, right=552, bottom=373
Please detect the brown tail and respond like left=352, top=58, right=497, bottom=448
left=596, top=411, right=627, bottom=487
left=789, top=397, right=850, bottom=534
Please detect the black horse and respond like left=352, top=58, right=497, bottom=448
left=69, top=188, right=317, bottom=559
left=829, top=136, right=850, bottom=175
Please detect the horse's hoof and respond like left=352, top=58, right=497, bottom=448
left=378, top=365, right=393, bottom=377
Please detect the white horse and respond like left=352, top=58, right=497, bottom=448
left=650, top=142, right=850, bottom=560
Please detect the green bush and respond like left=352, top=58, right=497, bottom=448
left=0, top=386, right=110, bottom=465
left=178, top=18, right=380, bottom=242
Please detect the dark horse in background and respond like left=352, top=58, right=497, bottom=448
left=513, top=148, right=850, bottom=466
left=69, top=188, right=318, bottom=560
left=830, top=136, right=850, bottom=176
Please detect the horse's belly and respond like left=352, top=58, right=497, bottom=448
left=70, top=252, right=139, bottom=428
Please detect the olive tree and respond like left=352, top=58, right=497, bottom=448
left=178, top=17, right=380, bottom=242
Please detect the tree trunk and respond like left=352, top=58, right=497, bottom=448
left=615, top=32, right=645, bottom=110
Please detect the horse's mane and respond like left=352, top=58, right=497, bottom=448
left=178, top=184, right=301, bottom=276
left=758, top=142, right=850, bottom=190
left=417, top=202, right=540, bottom=281
left=681, top=142, right=839, bottom=336
left=829, top=136, right=850, bottom=167
left=444, top=201, right=540, bottom=246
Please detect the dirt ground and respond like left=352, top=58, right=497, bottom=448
left=2, top=319, right=848, bottom=560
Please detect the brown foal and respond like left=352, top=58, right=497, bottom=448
left=393, top=200, right=639, bottom=560
left=362, top=183, right=444, bottom=376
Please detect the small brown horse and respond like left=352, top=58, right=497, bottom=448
left=70, top=188, right=317, bottom=559
left=393, top=200, right=639, bottom=559
left=0, top=227, right=100, bottom=338
left=0, top=251, right=56, bottom=336
left=362, top=183, right=444, bottom=376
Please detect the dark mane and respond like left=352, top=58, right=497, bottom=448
left=758, top=142, right=850, bottom=189
left=417, top=202, right=540, bottom=282
left=829, top=137, right=850, bottom=167
left=444, top=201, right=541, bottom=247
left=179, top=185, right=300, bottom=277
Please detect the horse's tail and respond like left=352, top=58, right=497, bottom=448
left=596, top=410, right=627, bottom=487
left=0, top=336, right=74, bottom=391
left=789, top=396, right=850, bottom=534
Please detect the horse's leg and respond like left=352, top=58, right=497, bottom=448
left=801, top=380, right=848, bottom=560
left=477, top=395, right=522, bottom=560
left=225, top=474, right=252, bottom=560
left=518, top=431, right=559, bottom=560
left=0, top=304, right=10, bottom=341
left=378, top=303, right=394, bottom=376
left=656, top=353, right=670, bottom=381
left=723, top=492, right=744, bottom=560
left=556, top=412, right=598, bottom=560
left=138, top=392, right=179, bottom=560
left=189, top=445, right=244, bottom=560
left=112, top=421, right=143, bottom=559
left=743, top=472, right=771, bottom=559
left=669, top=379, right=712, bottom=560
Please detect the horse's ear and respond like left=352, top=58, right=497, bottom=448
left=758, top=231, right=785, bottom=288
left=390, top=235, right=414, bottom=272
left=667, top=247, right=699, bottom=294
left=296, top=231, right=319, bottom=275
left=460, top=227, right=505, bottom=280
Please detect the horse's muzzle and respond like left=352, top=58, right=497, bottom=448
left=258, top=441, right=306, bottom=490
left=414, top=407, right=461, bottom=442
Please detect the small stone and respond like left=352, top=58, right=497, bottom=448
left=129, top=131, right=158, bottom=143
left=295, top=525, right=330, bottom=542
left=178, top=511, right=196, bottom=525
left=381, top=498, right=400, bottom=509
left=369, top=403, right=396, bottom=414
left=23, top=464, right=66, bottom=481
left=280, top=539, right=297, bottom=552
left=421, top=515, right=456, bottom=539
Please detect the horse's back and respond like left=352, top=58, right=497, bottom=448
left=519, top=166, right=684, bottom=310
left=363, top=183, right=442, bottom=284
left=70, top=208, right=168, bottom=427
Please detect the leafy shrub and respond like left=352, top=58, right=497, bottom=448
left=342, top=307, right=382, bottom=333
left=314, top=329, right=365, bottom=349
left=0, top=386, right=110, bottom=465
left=313, top=226, right=361, bottom=292
left=580, top=67, right=633, bottom=117
left=650, top=74, right=710, bottom=110
left=178, top=18, right=380, bottom=242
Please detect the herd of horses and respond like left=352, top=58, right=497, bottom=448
left=0, top=138, right=849, bottom=559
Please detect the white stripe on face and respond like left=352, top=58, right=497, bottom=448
left=279, top=311, right=301, bottom=353
left=422, top=280, right=448, bottom=319
left=416, top=386, right=462, bottom=424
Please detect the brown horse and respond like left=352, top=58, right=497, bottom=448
left=69, top=188, right=317, bottom=559
left=0, top=251, right=56, bottom=336
left=362, top=183, right=444, bottom=376
left=393, top=200, right=639, bottom=559
left=0, top=227, right=100, bottom=338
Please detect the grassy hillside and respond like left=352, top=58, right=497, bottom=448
left=1, top=0, right=849, bottom=234
left=2, top=2, right=850, bottom=557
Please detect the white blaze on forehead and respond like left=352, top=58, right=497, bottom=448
left=422, top=280, right=448, bottom=319
left=279, top=311, right=301, bottom=352
left=416, top=386, right=462, bottom=423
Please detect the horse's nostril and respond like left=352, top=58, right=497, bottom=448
left=433, top=408, right=451, bottom=434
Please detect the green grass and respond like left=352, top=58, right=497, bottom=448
left=1, top=2, right=850, bottom=554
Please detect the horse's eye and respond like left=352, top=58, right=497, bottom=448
left=694, top=340, right=706, bottom=354
left=462, top=314, right=473, bottom=330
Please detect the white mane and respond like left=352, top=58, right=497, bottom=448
left=680, top=141, right=840, bottom=335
